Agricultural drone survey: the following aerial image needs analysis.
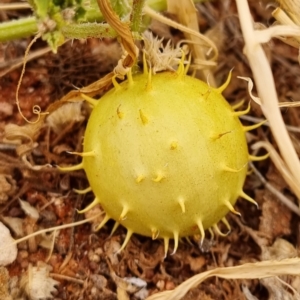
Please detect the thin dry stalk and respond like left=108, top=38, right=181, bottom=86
left=0, top=213, right=103, bottom=252
left=0, top=47, right=52, bottom=77
left=240, top=115, right=300, bottom=133
left=167, top=0, right=216, bottom=85
left=249, top=162, right=300, bottom=217
left=272, top=7, right=300, bottom=47
left=0, top=3, right=31, bottom=10
left=252, top=141, right=300, bottom=201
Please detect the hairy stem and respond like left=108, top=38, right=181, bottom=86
left=0, top=17, right=38, bottom=42
left=62, top=23, right=117, bottom=39
left=131, top=0, right=147, bottom=33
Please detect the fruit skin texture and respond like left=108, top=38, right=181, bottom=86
left=82, top=70, right=248, bottom=244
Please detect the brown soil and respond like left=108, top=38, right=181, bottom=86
left=0, top=1, right=299, bottom=300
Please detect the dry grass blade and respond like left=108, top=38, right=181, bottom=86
left=272, top=7, right=300, bottom=48
left=43, top=72, right=114, bottom=115
left=64, top=72, right=114, bottom=99
left=146, top=258, right=300, bottom=300
left=276, top=0, right=300, bottom=25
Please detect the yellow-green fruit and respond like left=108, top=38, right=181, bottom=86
left=82, top=70, right=249, bottom=251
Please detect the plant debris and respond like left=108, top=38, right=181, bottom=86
left=0, top=222, right=17, bottom=266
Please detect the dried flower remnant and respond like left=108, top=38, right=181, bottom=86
left=0, top=222, right=17, bottom=266
left=142, top=31, right=183, bottom=73
left=20, top=262, right=59, bottom=300
left=46, top=102, right=84, bottom=134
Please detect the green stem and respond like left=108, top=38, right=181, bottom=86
left=130, top=0, right=147, bottom=33
left=62, top=23, right=118, bottom=39
left=0, top=17, right=38, bottom=42
left=84, top=9, right=105, bottom=22
left=0, top=0, right=211, bottom=43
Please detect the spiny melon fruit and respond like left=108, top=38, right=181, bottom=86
left=63, top=65, right=259, bottom=254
